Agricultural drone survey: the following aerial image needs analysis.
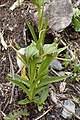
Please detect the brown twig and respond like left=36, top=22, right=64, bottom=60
left=0, top=1, right=8, bottom=8
left=8, top=53, right=15, bottom=104
left=51, top=68, right=60, bottom=76
left=35, top=106, right=53, bottom=120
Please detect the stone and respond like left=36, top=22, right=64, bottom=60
left=49, top=59, right=63, bottom=71
left=34, top=0, right=73, bottom=32
left=62, top=100, right=75, bottom=119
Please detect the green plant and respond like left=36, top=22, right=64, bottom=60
left=7, top=0, right=68, bottom=108
left=72, top=7, right=80, bottom=32
left=3, top=109, right=29, bottom=120
left=8, top=41, right=68, bottom=106
left=72, top=56, right=80, bottom=81
left=64, top=51, right=70, bottom=68
left=64, top=50, right=80, bottom=81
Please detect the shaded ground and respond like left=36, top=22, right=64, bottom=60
left=0, top=0, right=80, bottom=120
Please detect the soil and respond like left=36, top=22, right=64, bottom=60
left=0, top=0, right=80, bottom=120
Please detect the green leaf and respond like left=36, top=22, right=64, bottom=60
left=43, top=42, right=58, bottom=54
left=73, top=59, right=80, bottom=73
left=15, top=42, right=21, bottom=49
left=64, top=51, right=70, bottom=68
left=18, top=98, right=30, bottom=105
left=34, top=87, right=49, bottom=105
left=38, top=55, right=53, bottom=76
left=9, top=74, right=30, bottom=88
left=38, top=76, right=68, bottom=87
left=33, top=86, right=47, bottom=96
left=4, top=117, right=13, bottom=120
left=18, top=0, right=20, bottom=8
left=25, top=19, right=37, bottom=42
left=72, top=96, right=80, bottom=104
left=7, top=74, right=30, bottom=97
left=52, top=47, right=67, bottom=55
left=38, top=104, right=43, bottom=111
left=26, top=42, right=39, bottom=60
left=36, top=19, right=48, bottom=50
left=29, top=61, right=36, bottom=82
left=18, top=109, right=29, bottom=116
left=72, top=17, right=80, bottom=31
left=39, top=87, right=49, bottom=104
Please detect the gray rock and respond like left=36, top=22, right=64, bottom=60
left=34, top=0, right=73, bottom=32
left=76, top=107, right=80, bottom=116
left=49, top=59, right=63, bottom=71
left=62, top=100, right=75, bottom=119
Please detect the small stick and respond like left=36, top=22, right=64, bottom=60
left=35, top=106, right=53, bottom=120
left=8, top=53, right=15, bottom=104
left=0, top=1, right=8, bottom=8
left=51, top=68, right=60, bottom=76
left=0, top=110, right=6, bottom=116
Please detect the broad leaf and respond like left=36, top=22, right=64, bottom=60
left=26, top=42, right=39, bottom=60
left=43, top=42, right=58, bottom=54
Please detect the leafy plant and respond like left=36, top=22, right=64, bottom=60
left=8, top=41, right=68, bottom=107
left=7, top=0, right=68, bottom=109
left=72, top=55, right=80, bottom=81
left=64, top=51, right=70, bottom=68
left=64, top=50, right=80, bottom=81
left=3, top=109, right=29, bottom=120
left=72, top=8, right=80, bottom=32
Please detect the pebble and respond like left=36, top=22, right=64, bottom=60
left=62, top=100, right=75, bottom=119
left=34, top=0, right=73, bottom=32
left=49, top=59, right=63, bottom=71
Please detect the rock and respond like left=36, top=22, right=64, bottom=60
left=75, top=0, right=80, bottom=7
left=34, top=0, right=73, bottom=32
left=62, top=100, right=75, bottom=119
left=59, top=82, right=66, bottom=93
left=49, top=59, right=63, bottom=71
left=76, top=107, right=80, bottom=116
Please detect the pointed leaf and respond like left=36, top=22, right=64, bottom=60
left=18, top=98, right=30, bottom=105
left=38, top=76, right=68, bottom=87
left=38, top=55, right=53, bottom=76
left=9, top=74, right=30, bottom=87
left=36, top=19, right=48, bottom=50
left=29, top=61, right=36, bottom=82
left=7, top=74, right=29, bottom=97
left=39, top=87, right=49, bottom=104
left=33, top=86, right=47, bottom=96
left=25, top=19, right=37, bottom=42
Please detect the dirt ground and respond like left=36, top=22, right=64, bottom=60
left=0, top=0, right=80, bottom=120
